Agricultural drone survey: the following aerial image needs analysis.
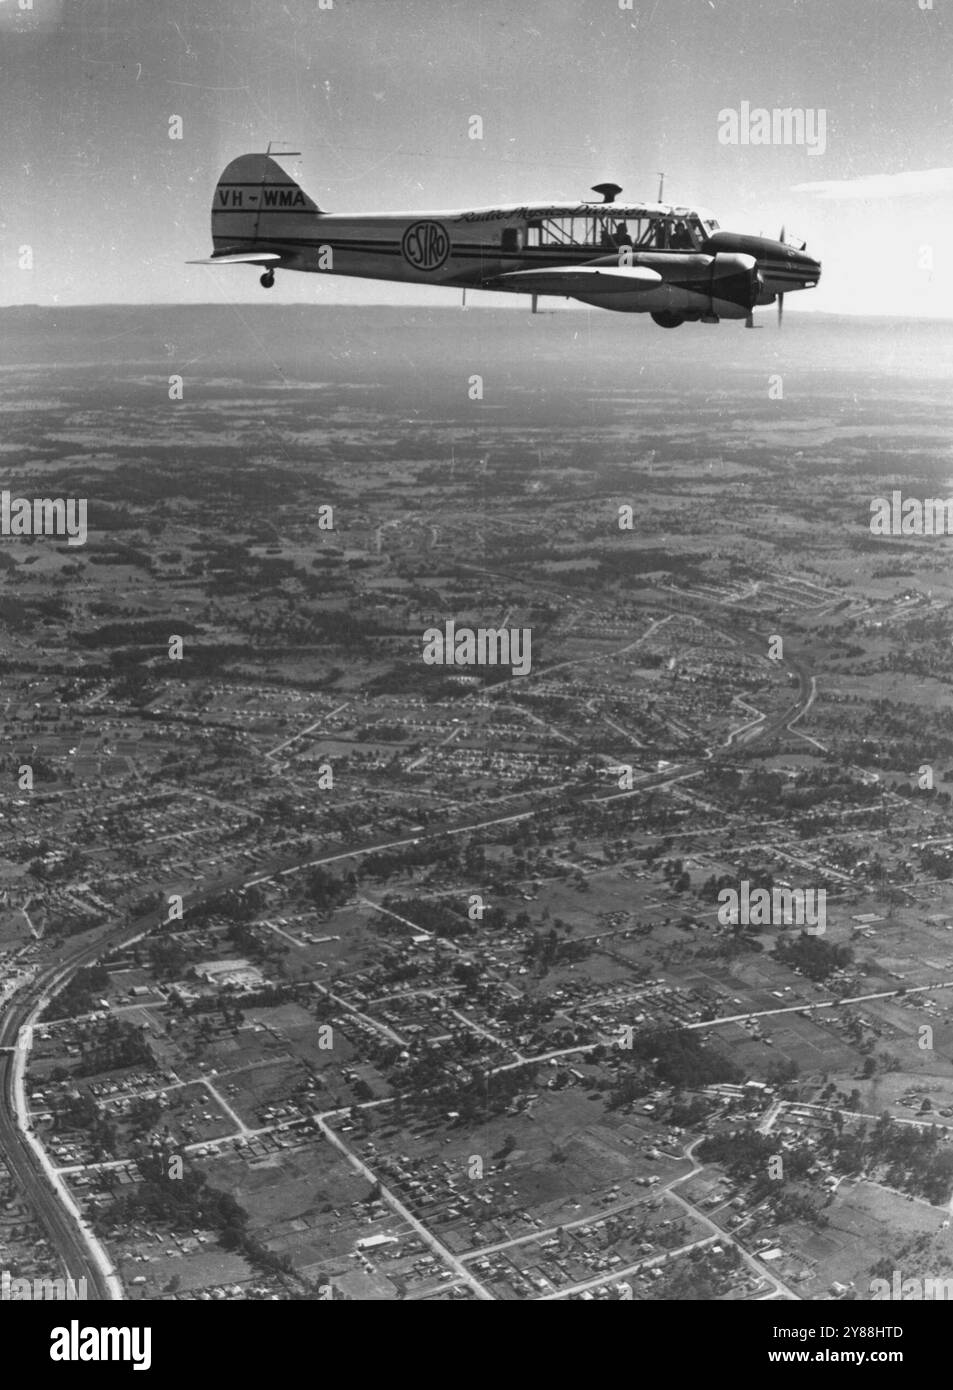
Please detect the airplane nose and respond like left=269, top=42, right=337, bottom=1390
left=797, top=251, right=821, bottom=285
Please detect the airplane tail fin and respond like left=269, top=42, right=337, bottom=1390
left=211, top=153, right=322, bottom=253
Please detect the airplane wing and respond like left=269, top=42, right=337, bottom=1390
left=492, top=263, right=664, bottom=295
left=186, top=252, right=283, bottom=266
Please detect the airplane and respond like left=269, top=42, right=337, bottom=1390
left=190, top=150, right=821, bottom=328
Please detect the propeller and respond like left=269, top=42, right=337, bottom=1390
left=778, top=225, right=785, bottom=328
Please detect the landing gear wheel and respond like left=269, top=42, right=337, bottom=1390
left=651, top=312, right=684, bottom=329
left=260, top=270, right=275, bottom=289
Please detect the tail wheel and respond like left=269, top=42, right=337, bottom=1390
left=651, top=311, right=684, bottom=329
left=260, top=270, right=275, bottom=289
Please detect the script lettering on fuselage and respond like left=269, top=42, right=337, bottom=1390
left=453, top=204, right=594, bottom=223
left=451, top=203, right=695, bottom=224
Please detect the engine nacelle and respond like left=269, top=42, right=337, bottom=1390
left=706, top=252, right=761, bottom=319
left=570, top=251, right=761, bottom=320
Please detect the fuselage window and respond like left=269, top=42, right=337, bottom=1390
left=529, top=214, right=704, bottom=252
left=538, top=217, right=576, bottom=246
left=636, top=218, right=658, bottom=247
left=599, top=217, right=635, bottom=249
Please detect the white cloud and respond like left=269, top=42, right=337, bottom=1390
left=791, top=168, right=953, bottom=200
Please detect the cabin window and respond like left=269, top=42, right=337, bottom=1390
left=500, top=227, right=524, bottom=252
left=524, top=213, right=706, bottom=253
left=536, top=217, right=578, bottom=246
left=534, top=215, right=619, bottom=248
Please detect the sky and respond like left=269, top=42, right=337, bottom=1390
left=2, top=0, right=953, bottom=314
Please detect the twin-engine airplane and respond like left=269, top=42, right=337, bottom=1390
left=190, top=151, right=821, bottom=328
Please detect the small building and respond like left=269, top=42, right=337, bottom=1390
left=355, top=1234, right=399, bottom=1252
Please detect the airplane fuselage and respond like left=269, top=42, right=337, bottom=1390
left=199, top=155, right=822, bottom=326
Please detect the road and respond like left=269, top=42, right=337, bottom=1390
left=685, top=978, right=953, bottom=1031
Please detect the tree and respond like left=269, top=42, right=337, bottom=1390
left=496, top=1133, right=518, bottom=1159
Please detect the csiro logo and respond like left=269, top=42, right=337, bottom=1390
left=401, top=220, right=450, bottom=271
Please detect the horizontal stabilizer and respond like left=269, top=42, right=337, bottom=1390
left=495, top=264, right=663, bottom=295
left=187, top=252, right=283, bottom=266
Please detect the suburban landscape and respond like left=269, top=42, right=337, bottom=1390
left=2, top=305, right=953, bottom=1301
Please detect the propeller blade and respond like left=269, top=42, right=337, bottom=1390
left=778, top=227, right=787, bottom=327
left=777, top=227, right=788, bottom=327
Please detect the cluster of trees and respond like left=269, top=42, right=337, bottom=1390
left=697, top=866, right=776, bottom=909
left=608, top=1027, right=743, bottom=1105
left=307, top=866, right=351, bottom=913
left=918, top=844, right=953, bottom=880
left=362, top=834, right=461, bottom=880
left=187, top=982, right=304, bottom=1015
left=595, top=548, right=712, bottom=589
left=76, top=618, right=200, bottom=649
left=45, top=965, right=111, bottom=1021
left=392, top=1059, right=534, bottom=1126
left=354, top=723, right=406, bottom=742
left=58, top=1093, right=117, bottom=1159
left=661, top=858, right=691, bottom=894
left=774, top=934, right=853, bottom=982
left=29, top=847, right=88, bottom=883
left=522, top=928, right=589, bottom=974
left=668, top=1094, right=716, bottom=1128
left=148, top=937, right=194, bottom=980
left=699, top=1127, right=813, bottom=1182
left=382, top=896, right=469, bottom=939
left=127, top=1097, right=164, bottom=1135
left=644, top=1243, right=743, bottom=1301
left=823, top=1114, right=953, bottom=1206
left=698, top=1127, right=826, bottom=1224
left=73, top=1020, right=154, bottom=1078
left=103, top=1155, right=247, bottom=1236
left=188, top=885, right=265, bottom=930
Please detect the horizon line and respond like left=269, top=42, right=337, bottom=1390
left=0, top=304, right=950, bottom=323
